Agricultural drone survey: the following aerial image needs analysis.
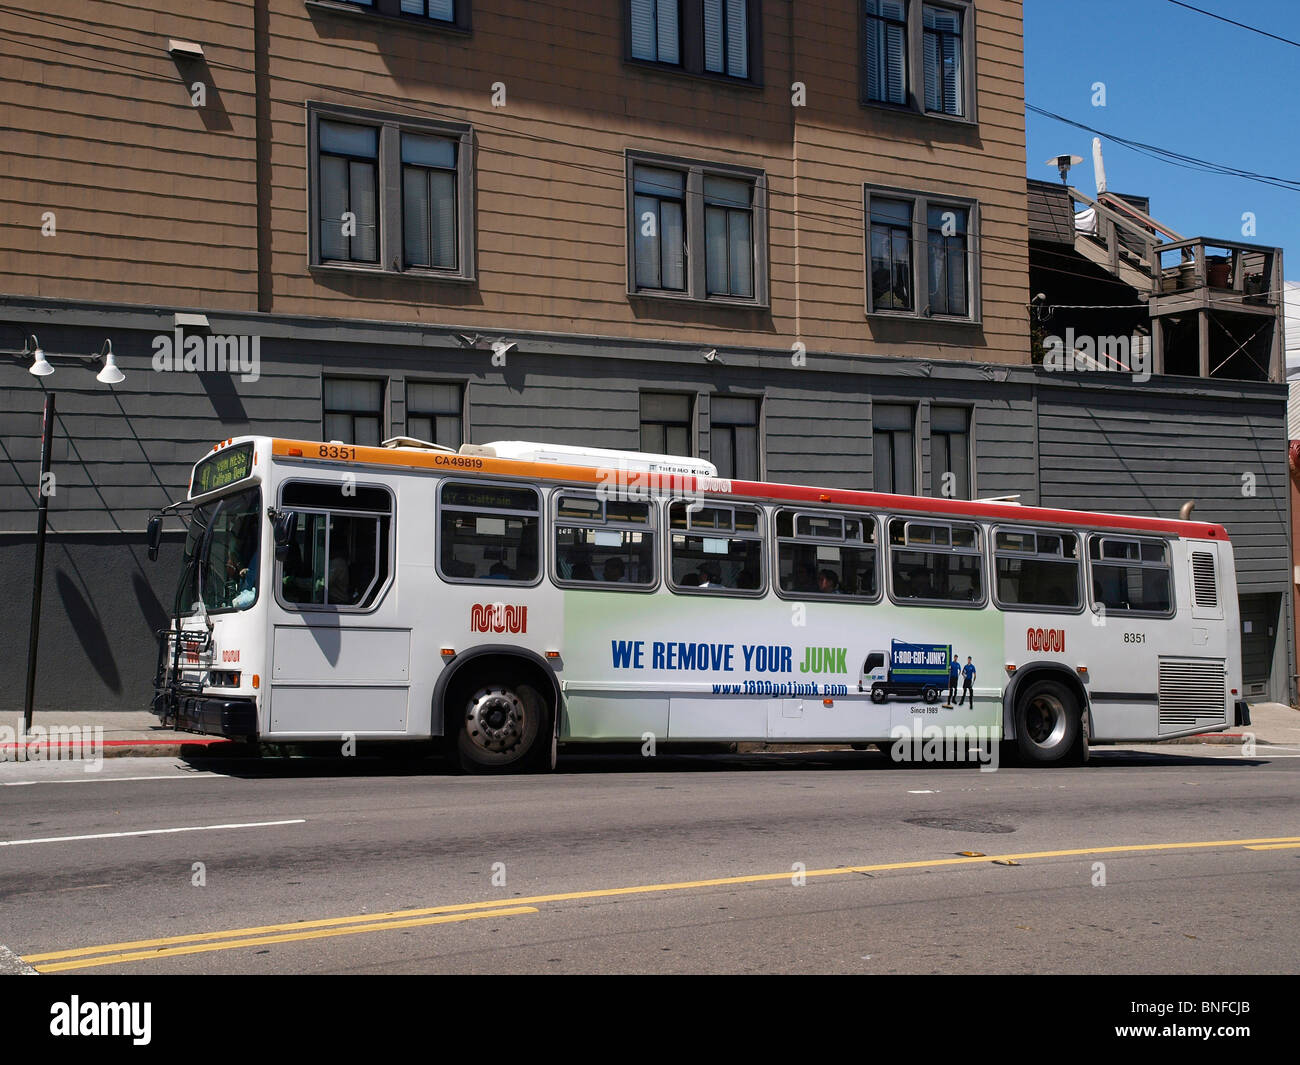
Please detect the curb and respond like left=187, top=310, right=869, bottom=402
left=1158, top=733, right=1267, bottom=746
left=1, top=738, right=239, bottom=760
left=0, top=945, right=38, bottom=975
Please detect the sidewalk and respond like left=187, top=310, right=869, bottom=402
left=3, top=703, right=1298, bottom=760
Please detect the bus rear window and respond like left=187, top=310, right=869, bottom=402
left=439, top=481, right=540, bottom=583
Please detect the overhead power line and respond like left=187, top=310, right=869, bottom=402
left=1163, top=1, right=1300, bottom=49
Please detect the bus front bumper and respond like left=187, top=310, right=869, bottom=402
left=171, top=696, right=259, bottom=740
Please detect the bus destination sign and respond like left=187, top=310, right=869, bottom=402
left=193, top=442, right=255, bottom=496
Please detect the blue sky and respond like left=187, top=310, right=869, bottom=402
left=1025, top=0, right=1299, bottom=277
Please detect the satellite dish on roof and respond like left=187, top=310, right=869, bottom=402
left=1046, top=153, right=1084, bottom=184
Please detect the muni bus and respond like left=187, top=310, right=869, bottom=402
left=148, top=434, right=1249, bottom=770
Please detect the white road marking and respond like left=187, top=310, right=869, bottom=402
left=0, top=819, right=305, bottom=847
left=908, top=790, right=937, bottom=794
left=2, top=773, right=226, bottom=787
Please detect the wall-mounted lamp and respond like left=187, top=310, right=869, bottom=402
left=96, top=340, right=125, bottom=384
left=22, top=335, right=53, bottom=377
left=168, top=39, right=205, bottom=59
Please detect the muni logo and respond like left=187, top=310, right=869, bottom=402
left=470, top=603, right=527, bottom=634
left=1027, top=627, right=1065, bottom=653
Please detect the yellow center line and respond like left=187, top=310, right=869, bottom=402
left=25, top=834, right=1299, bottom=970
left=32, top=907, right=538, bottom=973
left=1245, top=842, right=1300, bottom=850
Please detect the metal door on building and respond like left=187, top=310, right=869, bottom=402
left=1238, top=593, right=1278, bottom=700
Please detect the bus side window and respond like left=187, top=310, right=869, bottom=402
left=889, top=519, right=983, bottom=605
left=774, top=508, right=878, bottom=601
left=1089, top=535, right=1172, bottom=613
left=553, top=492, right=655, bottom=588
left=993, top=528, right=1082, bottom=611
left=439, top=482, right=541, bottom=584
left=668, top=501, right=764, bottom=595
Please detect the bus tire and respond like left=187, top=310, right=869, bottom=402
left=1013, top=678, right=1083, bottom=766
left=455, top=679, right=551, bottom=773
left=870, top=684, right=886, bottom=704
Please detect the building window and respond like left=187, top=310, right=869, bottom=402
left=641, top=392, right=694, bottom=456
left=865, top=185, right=978, bottom=322
left=864, top=0, right=907, bottom=106
left=869, top=197, right=913, bottom=312
left=930, top=405, right=970, bottom=499
left=628, top=1, right=760, bottom=82
left=922, top=4, right=963, bottom=116
left=330, top=0, right=471, bottom=32
left=873, top=404, right=914, bottom=495
left=627, top=152, right=768, bottom=305
left=402, top=133, right=458, bottom=270
left=309, top=103, right=475, bottom=280
left=324, top=377, right=385, bottom=447
left=704, top=176, right=754, bottom=297
left=709, top=395, right=760, bottom=479
left=861, top=0, right=973, bottom=120
left=406, top=381, right=463, bottom=447
left=927, top=203, right=968, bottom=316
left=633, top=166, right=687, bottom=291
left=319, top=121, right=379, bottom=263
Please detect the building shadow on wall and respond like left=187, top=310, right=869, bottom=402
left=54, top=563, right=122, bottom=696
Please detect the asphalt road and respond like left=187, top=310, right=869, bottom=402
left=2, top=745, right=1298, bottom=974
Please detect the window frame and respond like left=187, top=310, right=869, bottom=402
left=435, top=479, right=545, bottom=588
left=626, top=150, right=769, bottom=308
left=274, top=478, right=396, bottom=615
left=307, top=102, right=476, bottom=282
left=990, top=524, right=1085, bottom=616
left=864, top=184, right=980, bottom=324
left=886, top=515, right=987, bottom=609
left=859, top=0, right=976, bottom=125
left=771, top=507, right=882, bottom=604
left=323, top=374, right=387, bottom=446
left=1086, top=533, right=1177, bottom=619
left=624, top=0, right=764, bottom=87
left=549, top=489, right=660, bottom=593
left=665, top=498, right=767, bottom=598
left=306, top=0, right=472, bottom=36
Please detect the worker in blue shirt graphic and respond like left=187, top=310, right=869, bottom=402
left=962, top=657, right=976, bottom=708
left=947, top=653, right=960, bottom=706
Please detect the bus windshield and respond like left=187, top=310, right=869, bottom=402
left=175, top=486, right=262, bottom=616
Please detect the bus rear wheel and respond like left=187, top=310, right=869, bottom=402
left=1014, top=679, right=1083, bottom=766
left=456, top=680, right=551, bottom=773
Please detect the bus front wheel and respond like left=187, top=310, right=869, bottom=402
left=1013, top=679, right=1083, bottom=766
left=456, top=680, right=551, bottom=773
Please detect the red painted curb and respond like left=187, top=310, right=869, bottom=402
left=0, top=738, right=231, bottom=751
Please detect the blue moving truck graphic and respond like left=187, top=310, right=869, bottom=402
left=859, top=640, right=953, bottom=704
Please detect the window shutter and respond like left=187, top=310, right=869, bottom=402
left=656, top=0, right=680, bottom=64
left=942, top=33, right=962, bottom=113
left=426, top=0, right=455, bottom=20
left=726, top=0, right=748, bottom=77
left=886, top=23, right=905, bottom=103
left=923, top=30, right=940, bottom=111
left=703, top=0, right=723, bottom=72
left=630, top=0, right=656, bottom=60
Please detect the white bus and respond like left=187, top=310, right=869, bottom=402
left=149, top=434, right=1249, bottom=770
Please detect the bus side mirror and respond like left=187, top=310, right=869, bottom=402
left=147, top=515, right=163, bottom=562
left=273, top=510, right=298, bottom=563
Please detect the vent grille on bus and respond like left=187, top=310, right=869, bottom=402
left=1158, top=657, right=1227, bottom=734
left=1191, top=551, right=1218, bottom=608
